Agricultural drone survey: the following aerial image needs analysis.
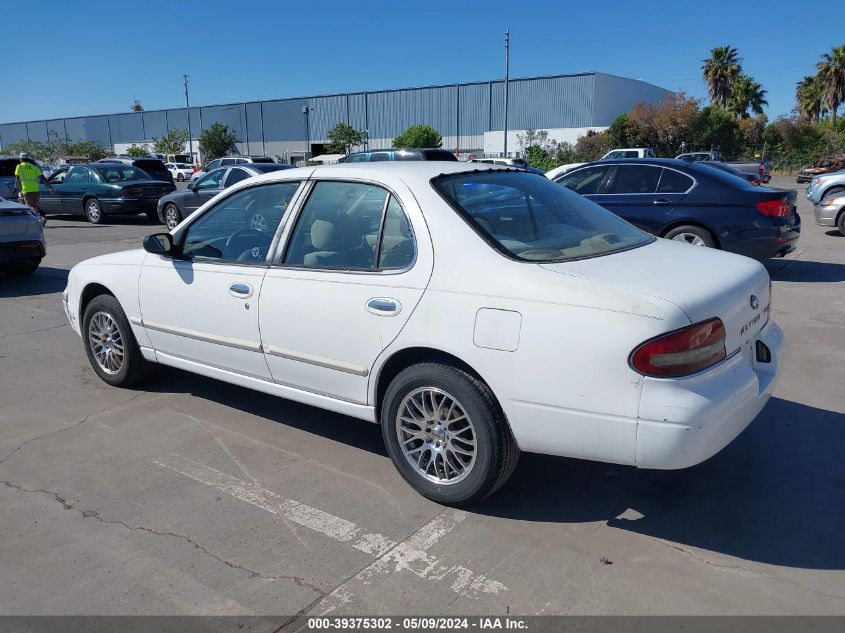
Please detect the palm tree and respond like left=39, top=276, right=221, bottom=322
left=702, top=46, right=742, bottom=108
left=816, top=45, right=845, bottom=122
left=728, top=75, right=768, bottom=118
left=796, top=75, right=825, bottom=121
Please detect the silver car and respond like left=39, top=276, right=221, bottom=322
left=814, top=193, right=845, bottom=235
left=806, top=170, right=845, bottom=204
left=0, top=196, right=45, bottom=274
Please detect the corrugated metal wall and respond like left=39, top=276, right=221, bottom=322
left=0, top=73, right=669, bottom=154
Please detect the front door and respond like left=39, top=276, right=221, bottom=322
left=138, top=180, right=302, bottom=379
left=40, top=168, right=69, bottom=214
left=61, top=165, right=92, bottom=214
left=184, top=168, right=227, bottom=215
left=259, top=179, right=432, bottom=405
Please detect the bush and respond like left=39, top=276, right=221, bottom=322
left=199, top=123, right=238, bottom=161
left=393, top=124, right=442, bottom=148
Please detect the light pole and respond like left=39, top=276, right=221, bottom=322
left=183, top=74, right=194, bottom=164
left=302, top=105, right=312, bottom=162
left=503, top=30, right=510, bottom=158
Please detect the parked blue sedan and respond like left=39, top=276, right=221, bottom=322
left=551, top=158, right=799, bottom=259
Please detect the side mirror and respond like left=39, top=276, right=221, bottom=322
left=143, top=233, right=173, bottom=255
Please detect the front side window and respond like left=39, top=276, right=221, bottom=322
left=343, top=154, right=366, bottom=163
left=196, top=169, right=226, bottom=190
left=369, top=152, right=391, bottom=162
left=555, top=166, right=609, bottom=195
left=605, top=165, right=661, bottom=194
left=181, top=182, right=300, bottom=263
left=283, top=181, right=413, bottom=270
left=205, top=159, right=221, bottom=171
left=49, top=168, right=69, bottom=184
left=434, top=171, right=651, bottom=263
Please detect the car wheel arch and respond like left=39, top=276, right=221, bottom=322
left=78, top=282, right=116, bottom=324
left=659, top=220, right=720, bottom=249
left=372, top=346, right=503, bottom=425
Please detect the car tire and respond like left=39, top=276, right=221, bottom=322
left=837, top=210, right=845, bottom=237
left=177, top=174, right=185, bottom=182
left=85, top=198, right=103, bottom=224
left=381, top=362, right=519, bottom=505
left=82, top=295, right=152, bottom=388
left=163, top=204, right=182, bottom=231
left=664, top=225, right=715, bottom=248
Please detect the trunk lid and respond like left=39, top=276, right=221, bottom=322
left=540, top=239, right=771, bottom=359
left=0, top=200, right=36, bottom=237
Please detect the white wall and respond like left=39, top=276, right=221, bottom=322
left=482, top=127, right=608, bottom=157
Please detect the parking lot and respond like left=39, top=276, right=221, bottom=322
left=1, top=175, right=843, bottom=615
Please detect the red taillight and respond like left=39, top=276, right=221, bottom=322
left=755, top=199, right=791, bottom=217
left=751, top=178, right=762, bottom=185
left=630, top=318, right=726, bottom=378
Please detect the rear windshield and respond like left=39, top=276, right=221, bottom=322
left=94, top=165, right=150, bottom=182
left=434, top=171, right=652, bottom=262
left=422, top=149, right=458, bottom=161
left=253, top=164, right=294, bottom=173
left=133, top=159, right=167, bottom=172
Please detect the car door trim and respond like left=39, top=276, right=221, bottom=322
left=140, top=318, right=262, bottom=352
left=261, top=343, right=370, bottom=377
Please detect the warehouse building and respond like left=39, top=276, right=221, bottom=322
left=0, top=72, right=669, bottom=163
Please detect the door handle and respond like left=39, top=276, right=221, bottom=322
left=366, top=297, right=401, bottom=316
left=228, top=282, right=253, bottom=298
left=653, top=199, right=671, bottom=206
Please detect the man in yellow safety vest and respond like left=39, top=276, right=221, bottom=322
left=14, top=152, right=50, bottom=225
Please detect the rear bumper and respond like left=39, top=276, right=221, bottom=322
left=0, top=239, right=45, bottom=263
left=636, top=319, right=782, bottom=469
left=814, top=203, right=840, bottom=227
left=100, top=197, right=159, bottom=214
left=721, top=215, right=800, bottom=260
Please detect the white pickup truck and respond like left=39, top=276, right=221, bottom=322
left=545, top=148, right=656, bottom=179
left=675, top=151, right=772, bottom=183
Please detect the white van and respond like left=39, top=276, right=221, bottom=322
left=601, top=148, right=656, bottom=159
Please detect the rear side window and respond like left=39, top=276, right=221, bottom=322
left=421, top=149, right=458, bottom=161
left=555, top=166, right=609, bottom=195
left=605, top=165, right=661, bottom=194
left=283, top=181, right=414, bottom=270
left=657, top=169, right=694, bottom=193
left=224, top=168, right=250, bottom=187
left=0, top=159, right=18, bottom=177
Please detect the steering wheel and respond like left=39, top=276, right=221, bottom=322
left=224, top=228, right=265, bottom=261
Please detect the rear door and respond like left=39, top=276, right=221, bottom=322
left=599, top=164, right=664, bottom=232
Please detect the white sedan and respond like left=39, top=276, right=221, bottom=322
left=63, top=162, right=782, bottom=504
left=165, top=162, right=194, bottom=182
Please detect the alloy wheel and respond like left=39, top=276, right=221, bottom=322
left=165, top=206, right=180, bottom=230
left=86, top=200, right=101, bottom=222
left=395, top=387, right=477, bottom=485
left=88, top=311, right=124, bottom=375
left=671, top=232, right=706, bottom=246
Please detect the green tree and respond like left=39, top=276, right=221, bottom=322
left=574, top=130, right=613, bottom=161
left=691, top=106, right=741, bottom=157
left=69, top=140, right=110, bottom=161
left=153, top=128, right=189, bottom=156
left=796, top=75, right=826, bottom=121
left=728, top=75, right=768, bottom=119
left=2, top=140, right=51, bottom=161
left=524, top=145, right=555, bottom=171
left=126, top=145, right=149, bottom=157
left=198, top=123, right=238, bottom=161
left=326, top=123, right=365, bottom=154
left=702, top=46, right=742, bottom=109
left=393, top=124, right=442, bottom=148
left=816, top=44, right=845, bottom=123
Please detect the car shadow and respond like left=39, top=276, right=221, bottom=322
left=764, top=258, right=845, bottom=283
left=46, top=214, right=158, bottom=226
left=0, top=266, right=68, bottom=297
left=824, top=230, right=843, bottom=238
left=140, top=368, right=844, bottom=570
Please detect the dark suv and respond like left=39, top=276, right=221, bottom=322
left=339, top=148, right=457, bottom=163
left=97, top=157, right=173, bottom=183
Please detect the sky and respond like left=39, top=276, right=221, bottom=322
left=3, top=0, right=843, bottom=124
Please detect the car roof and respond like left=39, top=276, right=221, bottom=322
left=589, top=157, right=690, bottom=167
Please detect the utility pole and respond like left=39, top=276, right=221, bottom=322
left=302, top=105, right=312, bottom=162
left=503, top=29, right=510, bottom=157
left=183, top=74, right=194, bottom=164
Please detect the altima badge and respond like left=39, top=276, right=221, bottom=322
left=750, top=295, right=759, bottom=310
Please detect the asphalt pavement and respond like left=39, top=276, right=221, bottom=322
left=1, top=177, right=843, bottom=615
